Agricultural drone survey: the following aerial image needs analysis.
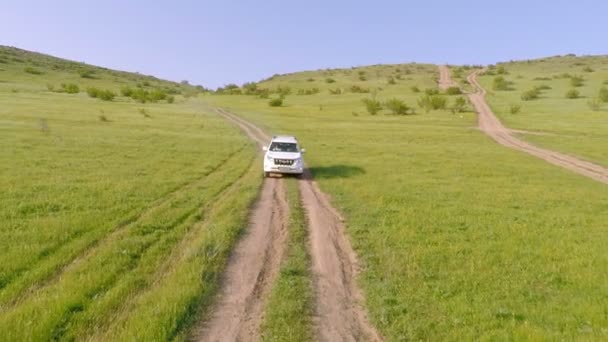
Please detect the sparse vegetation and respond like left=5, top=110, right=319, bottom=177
left=384, top=98, right=414, bottom=115
left=449, top=96, right=468, bottom=113
left=349, top=85, right=370, bottom=93
left=269, top=97, right=283, bottom=107
left=569, top=75, right=584, bottom=87
left=509, top=104, right=522, bottom=114
left=565, top=88, right=580, bottom=99
left=598, top=87, right=608, bottom=102
left=325, top=77, right=336, bottom=83
left=492, top=76, right=512, bottom=91
left=417, top=94, right=447, bottom=112
left=87, top=87, right=115, bottom=101
left=521, top=88, right=540, bottom=101
left=445, top=86, right=462, bottom=95
left=24, top=66, right=43, bottom=75
left=362, top=97, right=382, bottom=115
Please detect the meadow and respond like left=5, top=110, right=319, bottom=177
left=0, top=46, right=261, bottom=340
left=205, top=62, right=608, bottom=340
left=476, top=55, right=608, bottom=166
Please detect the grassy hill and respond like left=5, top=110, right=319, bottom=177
left=0, top=46, right=262, bottom=340
left=206, top=58, right=608, bottom=340
left=477, top=54, right=608, bottom=165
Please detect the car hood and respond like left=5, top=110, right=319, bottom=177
left=266, top=151, right=301, bottom=159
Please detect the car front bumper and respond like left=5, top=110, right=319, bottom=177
left=264, top=163, right=303, bottom=174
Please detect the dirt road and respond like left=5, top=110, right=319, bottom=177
left=195, top=110, right=289, bottom=341
left=198, top=108, right=381, bottom=341
left=438, top=65, right=456, bottom=90
left=461, top=68, right=608, bottom=184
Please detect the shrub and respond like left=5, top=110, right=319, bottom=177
left=61, top=83, right=79, bottom=94
left=588, top=98, right=601, bottom=111
left=450, top=96, right=467, bottom=113
left=98, top=89, right=116, bottom=101
left=257, top=88, right=270, bottom=98
left=362, top=98, right=382, bottom=115
left=410, top=86, right=420, bottom=93
left=570, top=75, right=584, bottom=87
left=521, top=89, right=540, bottom=101
left=445, top=86, right=462, bottom=95
left=387, top=76, right=396, bottom=85
left=598, top=87, right=608, bottom=102
left=583, top=66, right=594, bottom=72
left=492, top=76, right=512, bottom=91
left=359, top=75, right=367, bottom=81
left=79, top=69, right=95, bottom=78
left=533, top=77, right=551, bottom=81
left=496, top=66, right=508, bottom=74
left=87, top=87, right=101, bottom=98
left=385, top=98, right=413, bottom=115
left=46, top=84, right=55, bottom=92
left=350, top=85, right=369, bottom=93
left=149, top=89, right=167, bottom=101
left=306, top=77, right=315, bottom=82
left=509, top=104, right=521, bottom=114
left=167, top=95, right=175, bottom=104
left=269, top=98, right=283, bottom=107
left=99, top=115, right=109, bottom=122
left=24, top=66, right=43, bottom=75
left=121, top=86, right=134, bottom=97
left=417, top=94, right=447, bottom=112
left=424, top=88, right=440, bottom=95
left=242, top=82, right=257, bottom=94
left=325, top=78, right=336, bottom=83
left=565, top=89, right=580, bottom=99
left=275, top=85, right=291, bottom=96
left=328, top=88, right=342, bottom=95
left=534, top=84, right=552, bottom=91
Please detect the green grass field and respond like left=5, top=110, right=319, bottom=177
left=205, top=62, right=608, bottom=340
left=2, top=45, right=608, bottom=340
left=477, top=55, right=608, bottom=166
left=0, top=46, right=261, bottom=340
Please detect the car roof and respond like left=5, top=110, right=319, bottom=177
left=271, top=135, right=298, bottom=143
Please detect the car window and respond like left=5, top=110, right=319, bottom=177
left=269, top=142, right=298, bottom=152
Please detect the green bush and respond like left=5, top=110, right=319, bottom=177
left=328, top=88, right=342, bottom=95
left=167, top=95, right=175, bottom=104
left=79, top=69, right=96, bottom=79
left=269, top=98, right=283, bottom=107
left=417, top=94, right=447, bottom=112
left=509, top=104, right=522, bottom=114
left=450, top=97, right=467, bottom=113
left=445, top=86, right=462, bottom=95
left=424, top=88, right=440, bottom=95
left=325, top=78, right=336, bottom=83
left=598, top=87, right=608, bottom=102
left=61, top=83, right=80, bottom=94
left=565, top=88, right=580, bottom=99
left=570, top=75, right=584, bottom=87
left=410, top=86, right=420, bottom=93
left=387, top=76, right=396, bottom=85
left=496, top=66, right=508, bottom=75
left=98, top=89, right=116, bottom=101
left=521, top=89, right=540, bottom=101
left=362, top=98, right=382, bottom=115
left=384, top=98, right=413, bottom=115
left=24, top=66, right=43, bottom=75
left=121, top=86, right=134, bottom=97
left=492, top=76, right=512, bottom=91
left=350, top=85, right=369, bottom=93
left=242, top=82, right=257, bottom=94
left=583, top=66, right=594, bottom=72
left=587, top=98, right=601, bottom=111
left=87, top=87, right=101, bottom=98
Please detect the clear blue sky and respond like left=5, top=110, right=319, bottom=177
left=2, top=0, right=606, bottom=88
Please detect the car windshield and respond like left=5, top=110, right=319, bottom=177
left=269, top=142, right=298, bottom=152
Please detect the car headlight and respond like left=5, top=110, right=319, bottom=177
left=265, top=155, right=273, bottom=161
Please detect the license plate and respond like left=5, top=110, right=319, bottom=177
left=279, top=167, right=291, bottom=171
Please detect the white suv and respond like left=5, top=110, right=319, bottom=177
left=263, top=135, right=305, bottom=177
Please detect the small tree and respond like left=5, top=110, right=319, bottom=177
left=362, top=97, right=382, bottom=115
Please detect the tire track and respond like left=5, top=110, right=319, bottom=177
left=211, top=108, right=382, bottom=341
left=0, top=147, right=247, bottom=310
left=195, top=109, right=289, bottom=341
left=440, top=65, right=608, bottom=184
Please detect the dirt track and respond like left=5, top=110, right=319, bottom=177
left=450, top=67, right=608, bottom=184
left=198, top=108, right=381, bottom=341
left=438, top=65, right=456, bottom=90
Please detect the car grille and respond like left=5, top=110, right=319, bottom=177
left=274, top=159, right=294, bottom=166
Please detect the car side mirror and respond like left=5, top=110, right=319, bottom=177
left=262, top=146, right=268, bottom=151
left=301, top=148, right=306, bottom=154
